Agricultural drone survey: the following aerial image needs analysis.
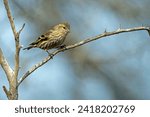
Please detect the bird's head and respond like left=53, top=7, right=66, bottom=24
left=54, top=22, right=70, bottom=33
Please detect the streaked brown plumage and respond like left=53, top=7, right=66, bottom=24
left=23, top=23, right=70, bottom=51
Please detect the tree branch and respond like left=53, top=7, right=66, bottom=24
left=0, top=48, right=14, bottom=83
left=18, top=26, right=150, bottom=86
left=3, top=86, right=11, bottom=99
left=3, top=0, right=25, bottom=100
left=18, top=23, right=25, bottom=36
left=0, top=48, right=14, bottom=99
left=3, top=0, right=17, bottom=39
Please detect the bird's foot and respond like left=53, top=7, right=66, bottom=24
left=57, top=44, right=66, bottom=49
left=46, top=50, right=54, bottom=59
left=57, top=45, right=67, bottom=52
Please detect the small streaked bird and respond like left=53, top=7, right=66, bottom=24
left=23, top=22, right=70, bottom=53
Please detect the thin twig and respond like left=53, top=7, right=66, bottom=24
left=18, top=23, right=25, bottom=36
left=18, top=26, right=150, bottom=86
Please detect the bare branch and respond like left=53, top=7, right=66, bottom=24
left=14, top=44, right=20, bottom=81
left=3, top=0, right=24, bottom=99
left=18, top=23, right=25, bottom=36
left=3, top=0, right=17, bottom=40
left=0, top=48, right=14, bottom=82
left=3, top=86, right=11, bottom=99
left=18, top=26, right=150, bottom=86
left=3, top=0, right=24, bottom=80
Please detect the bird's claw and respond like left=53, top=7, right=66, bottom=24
left=58, top=44, right=66, bottom=49
left=46, top=51, right=54, bottom=59
left=49, top=53, right=54, bottom=59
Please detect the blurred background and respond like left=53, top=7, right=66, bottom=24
left=0, top=0, right=150, bottom=100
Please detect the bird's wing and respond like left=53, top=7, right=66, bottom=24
left=30, top=30, right=53, bottom=45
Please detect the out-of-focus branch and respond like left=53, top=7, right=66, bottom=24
left=3, top=0, right=25, bottom=100
left=18, top=26, right=150, bottom=86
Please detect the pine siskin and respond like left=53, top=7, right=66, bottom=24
left=23, top=23, right=70, bottom=52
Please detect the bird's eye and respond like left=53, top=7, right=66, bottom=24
left=41, top=35, right=45, bottom=37
left=62, top=26, right=66, bottom=29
